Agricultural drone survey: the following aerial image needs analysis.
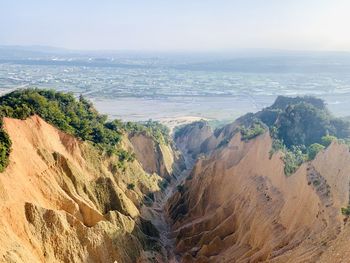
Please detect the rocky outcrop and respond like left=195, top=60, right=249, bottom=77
left=3, top=112, right=350, bottom=263
left=129, top=132, right=184, bottom=180
left=174, top=121, right=212, bottom=159
left=0, top=115, right=178, bottom=263
left=167, top=131, right=350, bottom=263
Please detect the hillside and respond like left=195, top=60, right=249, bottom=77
left=0, top=90, right=185, bottom=263
left=2, top=91, right=350, bottom=263
left=167, top=96, right=350, bottom=262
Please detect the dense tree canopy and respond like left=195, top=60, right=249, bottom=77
left=255, top=96, right=350, bottom=148
left=238, top=95, right=350, bottom=175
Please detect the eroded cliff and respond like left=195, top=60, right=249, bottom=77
left=0, top=115, right=182, bottom=263
left=168, top=130, right=350, bottom=263
left=2, top=91, right=350, bottom=263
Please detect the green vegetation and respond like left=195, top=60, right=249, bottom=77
left=313, top=179, right=321, bottom=187
left=269, top=133, right=344, bottom=176
left=307, top=143, right=325, bottom=160
left=127, top=183, right=135, bottom=190
left=159, top=179, right=169, bottom=190
left=341, top=206, right=350, bottom=216
left=0, top=130, right=11, bottom=172
left=240, top=121, right=266, bottom=141
left=283, top=145, right=307, bottom=176
left=124, top=120, right=170, bottom=145
left=276, top=103, right=341, bottom=147
left=0, top=89, right=123, bottom=145
left=0, top=88, right=170, bottom=173
left=237, top=96, right=350, bottom=176
left=176, top=184, right=185, bottom=194
left=268, top=135, right=308, bottom=176
left=265, top=97, right=350, bottom=175
left=217, top=138, right=229, bottom=149
left=321, top=135, right=338, bottom=147
left=259, top=96, right=350, bottom=148
left=320, top=134, right=350, bottom=148
left=117, top=150, right=136, bottom=162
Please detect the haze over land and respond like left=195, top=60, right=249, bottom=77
left=2, top=1, right=350, bottom=123
left=1, top=46, right=350, bottom=122
left=2, top=1, right=350, bottom=262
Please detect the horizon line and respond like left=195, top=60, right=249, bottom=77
left=2, top=44, right=350, bottom=55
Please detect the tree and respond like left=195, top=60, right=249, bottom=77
left=321, top=135, right=337, bottom=147
left=307, top=143, right=325, bottom=160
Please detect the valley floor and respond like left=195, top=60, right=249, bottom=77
left=142, top=151, right=196, bottom=262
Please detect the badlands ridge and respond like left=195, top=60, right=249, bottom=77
left=0, top=91, right=350, bottom=263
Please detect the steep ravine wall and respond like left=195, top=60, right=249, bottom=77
left=0, top=115, right=181, bottom=263
left=174, top=121, right=212, bottom=159
left=130, top=132, right=185, bottom=181
left=3, top=115, right=350, bottom=263
left=167, top=131, right=350, bottom=263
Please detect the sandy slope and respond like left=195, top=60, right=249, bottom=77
left=2, top=114, right=350, bottom=263
left=168, top=131, right=350, bottom=263
left=0, top=115, right=180, bottom=263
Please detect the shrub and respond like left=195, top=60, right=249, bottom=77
left=124, top=120, right=170, bottom=145
left=269, top=138, right=285, bottom=159
left=283, top=146, right=307, bottom=176
left=127, top=183, right=135, bottom=190
left=321, top=135, right=338, bottom=147
left=177, top=184, right=185, bottom=194
left=0, top=129, right=11, bottom=172
left=313, top=180, right=321, bottom=186
left=307, top=143, right=325, bottom=160
left=0, top=89, right=124, bottom=147
left=341, top=206, right=350, bottom=216
left=117, top=149, right=136, bottom=163
left=240, top=122, right=266, bottom=141
left=159, top=180, right=169, bottom=190
left=217, top=139, right=229, bottom=149
left=147, top=192, right=155, bottom=201
left=0, top=88, right=165, bottom=173
left=253, top=96, right=350, bottom=176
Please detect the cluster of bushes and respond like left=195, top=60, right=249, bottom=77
left=127, top=183, right=135, bottom=190
left=0, top=89, right=124, bottom=146
left=248, top=96, right=350, bottom=176
left=255, top=96, right=350, bottom=148
left=0, top=130, right=11, bottom=172
left=0, top=88, right=169, bottom=173
left=176, top=184, right=185, bottom=194
left=208, top=96, right=350, bottom=176
left=124, top=120, right=170, bottom=145
left=217, top=138, right=229, bottom=149
left=341, top=206, right=350, bottom=216
left=240, top=120, right=266, bottom=141
left=275, top=102, right=348, bottom=147
left=283, top=145, right=307, bottom=176
left=269, top=130, right=345, bottom=175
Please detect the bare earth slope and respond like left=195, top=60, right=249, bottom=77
left=168, top=132, right=350, bottom=263
left=174, top=121, right=212, bottom=159
left=0, top=115, right=179, bottom=263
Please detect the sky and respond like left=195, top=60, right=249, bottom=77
left=1, top=0, right=350, bottom=52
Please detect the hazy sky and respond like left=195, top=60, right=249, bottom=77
left=1, top=0, right=350, bottom=51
